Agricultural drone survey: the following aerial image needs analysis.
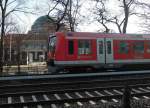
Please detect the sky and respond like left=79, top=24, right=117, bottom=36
left=14, top=0, right=148, bottom=34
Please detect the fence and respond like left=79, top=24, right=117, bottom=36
left=2, top=64, right=48, bottom=76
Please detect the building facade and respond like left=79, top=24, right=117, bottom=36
left=3, top=15, right=68, bottom=65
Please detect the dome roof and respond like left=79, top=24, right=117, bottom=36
left=33, top=15, right=55, bottom=26
left=31, top=15, right=56, bottom=33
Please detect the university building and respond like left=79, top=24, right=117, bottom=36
left=3, top=15, right=68, bottom=65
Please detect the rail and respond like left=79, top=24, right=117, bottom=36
left=1, top=84, right=150, bottom=107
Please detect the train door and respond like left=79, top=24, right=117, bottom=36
left=97, top=38, right=105, bottom=63
left=106, top=38, right=114, bottom=63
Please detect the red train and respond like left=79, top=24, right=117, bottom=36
left=47, top=32, right=150, bottom=73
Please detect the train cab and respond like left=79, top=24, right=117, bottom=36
left=47, top=35, right=56, bottom=66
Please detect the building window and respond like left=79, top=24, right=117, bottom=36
left=107, top=41, right=111, bottom=54
left=68, top=40, right=74, bottom=55
left=78, top=40, right=92, bottom=55
left=118, top=41, right=129, bottom=54
left=133, top=41, right=144, bottom=53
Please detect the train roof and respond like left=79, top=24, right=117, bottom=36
left=55, top=32, right=150, bottom=39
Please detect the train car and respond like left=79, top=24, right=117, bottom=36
left=47, top=32, right=150, bottom=73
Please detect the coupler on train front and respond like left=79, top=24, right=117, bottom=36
left=47, top=59, right=59, bottom=74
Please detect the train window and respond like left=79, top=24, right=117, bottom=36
left=118, top=41, right=129, bottom=54
left=68, top=40, right=74, bottom=55
left=107, top=41, right=111, bottom=54
left=99, top=41, right=103, bottom=54
left=49, top=36, right=56, bottom=52
left=78, top=40, right=92, bottom=55
left=133, top=41, right=144, bottom=53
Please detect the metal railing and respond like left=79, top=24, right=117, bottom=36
left=2, top=64, right=48, bottom=76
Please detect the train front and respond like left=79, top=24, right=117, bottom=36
left=47, top=35, right=56, bottom=72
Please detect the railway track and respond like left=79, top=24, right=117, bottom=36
left=1, top=70, right=150, bottom=84
left=1, top=70, right=150, bottom=93
left=1, top=70, right=150, bottom=107
left=1, top=84, right=150, bottom=108
left=2, top=74, right=150, bottom=94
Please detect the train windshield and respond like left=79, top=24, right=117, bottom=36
left=48, top=36, right=56, bottom=52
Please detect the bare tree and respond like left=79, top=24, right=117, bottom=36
left=134, top=1, right=150, bottom=33
left=4, top=24, right=27, bottom=74
left=121, top=0, right=134, bottom=33
left=140, top=19, right=150, bottom=33
left=10, top=25, right=23, bottom=74
left=46, top=0, right=82, bottom=32
left=93, top=0, right=111, bottom=33
left=0, top=0, right=31, bottom=73
left=111, top=0, right=150, bottom=33
left=66, top=0, right=81, bottom=31
left=47, top=0, right=69, bottom=31
left=117, top=0, right=150, bottom=33
left=0, top=0, right=7, bottom=73
left=93, top=0, right=137, bottom=33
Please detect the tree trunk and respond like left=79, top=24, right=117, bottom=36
left=0, top=10, right=5, bottom=74
left=123, top=0, right=129, bottom=33
left=17, top=38, right=21, bottom=74
left=17, top=51, right=21, bottom=73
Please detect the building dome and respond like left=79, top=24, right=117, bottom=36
left=30, top=15, right=56, bottom=34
